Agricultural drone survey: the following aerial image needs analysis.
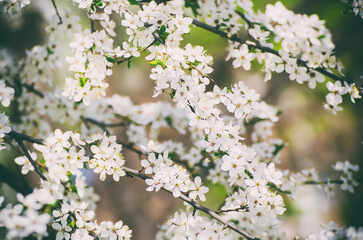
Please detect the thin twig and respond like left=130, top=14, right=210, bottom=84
left=22, top=82, right=45, bottom=98
left=6, top=131, right=46, bottom=180
left=191, top=65, right=217, bottom=85
left=82, top=117, right=128, bottom=129
left=15, top=139, right=46, bottom=180
left=216, top=206, right=248, bottom=214
left=117, top=40, right=155, bottom=64
left=50, top=0, right=62, bottom=24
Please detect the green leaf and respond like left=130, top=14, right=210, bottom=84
left=214, top=151, right=227, bottom=159
left=148, top=59, right=164, bottom=67
left=245, top=169, right=253, bottom=178
left=318, top=34, right=326, bottom=40
left=272, top=143, right=285, bottom=156
left=164, top=116, right=173, bottom=126
left=127, top=60, right=132, bottom=69
left=168, top=151, right=178, bottom=161
left=105, top=55, right=116, bottom=63
left=127, top=0, right=139, bottom=5
left=79, top=77, right=89, bottom=87
left=46, top=47, right=54, bottom=55
left=169, top=89, right=176, bottom=99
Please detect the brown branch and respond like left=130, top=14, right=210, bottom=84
left=22, top=82, right=45, bottom=98
left=123, top=166, right=260, bottom=240
left=191, top=17, right=349, bottom=85
left=6, top=131, right=46, bottom=180
left=216, top=206, right=248, bottom=214
left=117, top=40, right=155, bottom=64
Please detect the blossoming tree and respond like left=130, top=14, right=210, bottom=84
left=0, top=0, right=362, bottom=239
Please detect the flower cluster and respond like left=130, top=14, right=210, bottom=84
left=156, top=212, right=230, bottom=239
left=342, top=0, right=363, bottom=18
left=142, top=149, right=209, bottom=201
left=324, top=81, right=361, bottom=114
left=333, top=160, right=359, bottom=193
left=0, top=79, right=14, bottom=106
left=0, top=190, right=53, bottom=239
left=0, top=0, right=30, bottom=15
left=0, top=112, right=11, bottom=150
left=306, top=221, right=363, bottom=240
left=11, top=129, right=132, bottom=239
left=88, top=133, right=126, bottom=181
left=352, top=0, right=363, bottom=18
left=64, top=29, right=120, bottom=105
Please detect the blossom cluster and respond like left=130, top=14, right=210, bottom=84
left=156, top=212, right=230, bottom=239
left=306, top=221, right=363, bottom=240
left=0, top=0, right=30, bottom=15
left=88, top=133, right=126, bottom=181
left=0, top=112, right=11, bottom=149
left=0, top=0, right=361, bottom=239
left=142, top=149, right=209, bottom=201
left=278, top=160, right=360, bottom=199
left=0, top=190, right=53, bottom=239
left=342, top=0, right=363, bottom=18
left=333, top=160, right=359, bottom=193
left=198, top=1, right=362, bottom=114
left=11, top=129, right=132, bottom=239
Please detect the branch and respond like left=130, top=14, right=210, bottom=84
left=7, top=130, right=43, bottom=144
left=191, top=17, right=349, bottom=85
left=82, top=117, right=128, bottom=128
left=50, top=0, right=62, bottom=24
left=6, top=131, right=46, bottom=180
left=117, top=40, right=155, bottom=64
left=122, top=166, right=260, bottom=240
left=216, top=206, right=248, bottom=214
left=22, top=82, right=45, bottom=98
left=304, top=178, right=363, bottom=185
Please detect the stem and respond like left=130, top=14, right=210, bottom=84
left=50, top=0, right=62, bottom=24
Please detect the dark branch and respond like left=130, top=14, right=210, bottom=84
left=50, top=0, right=62, bottom=24
left=22, top=83, right=45, bottom=98
left=7, top=130, right=43, bottom=144
left=6, top=131, right=46, bottom=180
left=191, top=17, right=348, bottom=85
left=123, top=166, right=260, bottom=240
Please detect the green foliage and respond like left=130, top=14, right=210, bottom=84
left=105, top=55, right=117, bottom=63
left=78, top=76, right=89, bottom=87
left=127, top=0, right=140, bottom=5
left=164, top=116, right=173, bottom=127
left=91, top=0, right=104, bottom=11
left=184, top=0, right=200, bottom=16
left=148, top=59, right=164, bottom=67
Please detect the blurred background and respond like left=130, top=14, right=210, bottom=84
left=0, top=0, right=362, bottom=239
